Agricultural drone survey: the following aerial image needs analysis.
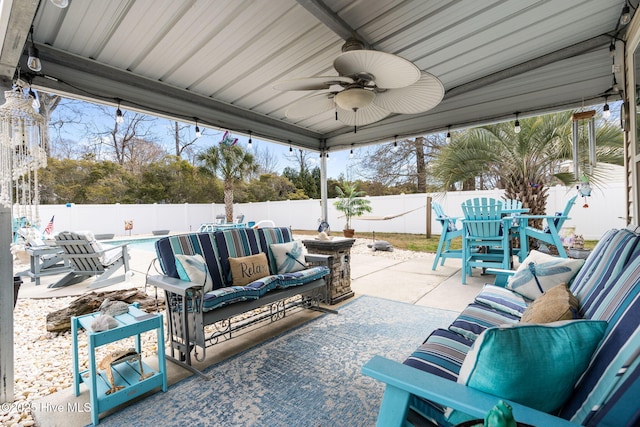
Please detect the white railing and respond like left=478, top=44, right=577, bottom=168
left=31, top=184, right=625, bottom=240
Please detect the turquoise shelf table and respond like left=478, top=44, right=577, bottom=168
left=71, top=304, right=167, bottom=425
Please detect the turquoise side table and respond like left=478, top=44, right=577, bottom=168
left=71, top=303, right=167, bottom=425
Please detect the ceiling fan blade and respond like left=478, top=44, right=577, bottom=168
left=336, top=102, right=390, bottom=127
left=274, top=76, right=353, bottom=91
left=373, top=72, right=445, bottom=114
left=285, top=93, right=335, bottom=119
left=334, top=50, right=420, bottom=89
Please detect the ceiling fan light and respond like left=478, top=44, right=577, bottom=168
left=334, top=88, right=374, bottom=111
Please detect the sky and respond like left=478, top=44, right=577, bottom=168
left=49, top=96, right=369, bottom=180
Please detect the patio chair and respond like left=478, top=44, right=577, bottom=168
left=518, top=195, right=577, bottom=259
left=431, top=202, right=463, bottom=270
left=460, top=198, right=511, bottom=284
left=502, top=198, right=525, bottom=260
left=50, top=231, right=132, bottom=289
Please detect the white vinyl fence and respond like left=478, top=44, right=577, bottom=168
left=29, top=183, right=626, bottom=241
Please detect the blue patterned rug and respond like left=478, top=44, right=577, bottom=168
left=99, top=296, right=458, bottom=427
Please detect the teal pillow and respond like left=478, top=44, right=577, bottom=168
left=175, top=254, right=213, bottom=293
left=507, top=250, right=584, bottom=300
left=457, top=320, right=606, bottom=414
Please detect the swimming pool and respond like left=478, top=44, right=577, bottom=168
left=105, top=237, right=160, bottom=253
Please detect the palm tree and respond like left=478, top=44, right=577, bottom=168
left=334, top=181, right=372, bottom=235
left=432, top=110, right=623, bottom=218
left=198, top=144, right=258, bottom=222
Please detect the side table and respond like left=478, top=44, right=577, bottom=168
left=72, top=304, right=167, bottom=425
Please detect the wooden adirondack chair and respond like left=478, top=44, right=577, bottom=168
left=518, top=195, right=577, bottom=259
left=460, top=198, right=511, bottom=284
left=51, top=231, right=132, bottom=289
left=431, top=202, right=464, bottom=270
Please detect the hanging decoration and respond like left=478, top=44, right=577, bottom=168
left=219, top=130, right=238, bottom=148
left=577, top=175, right=592, bottom=208
left=0, top=85, right=47, bottom=228
left=571, top=110, right=596, bottom=181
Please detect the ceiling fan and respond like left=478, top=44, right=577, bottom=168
left=274, top=39, right=444, bottom=130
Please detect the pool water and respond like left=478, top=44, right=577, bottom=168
left=104, top=237, right=160, bottom=253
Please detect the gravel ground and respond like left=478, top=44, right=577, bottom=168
left=1, top=236, right=427, bottom=426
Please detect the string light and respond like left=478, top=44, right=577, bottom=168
left=247, top=130, right=252, bottom=148
left=27, top=27, right=41, bottom=72
left=349, top=144, right=354, bottom=159
left=514, top=112, right=521, bottom=134
left=115, top=101, right=124, bottom=124
left=603, top=98, right=611, bottom=119
left=445, top=126, right=451, bottom=143
left=289, top=140, right=293, bottom=152
left=392, top=135, right=398, bottom=151
left=194, top=119, right=201, bottom=138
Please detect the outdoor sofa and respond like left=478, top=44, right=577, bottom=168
left=146, top=226, right=330, bottom=376
left=363, top=225, right=640, bottom=426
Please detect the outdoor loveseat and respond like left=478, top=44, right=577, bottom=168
left=147, top=227, right=330, bottom=376
left=363, top=225, right=640, bottom=426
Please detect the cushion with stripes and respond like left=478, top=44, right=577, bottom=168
left=449, top=303, right=520, bottom=340
left=155, top=233, right=225, bottom=290
left=560, top=253, right=640, bottom=425
left=214, top=228, right=262, bottom=285
left=474, top=284, right=529, bottom=317
left=257, top=227, right=295, bottom=274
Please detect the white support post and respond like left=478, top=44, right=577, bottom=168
left=0, top=205, right=14, bottom=403
left=320, top=149, right=328, bottom=225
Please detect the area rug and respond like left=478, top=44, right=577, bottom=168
left=99, top=296, right=458, bottom=427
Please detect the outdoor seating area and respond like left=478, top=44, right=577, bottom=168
left=433, top=196, right=579, bottom=285
left=147, top=226, right=331, bottom=376
left=363, top=224, right=640, bottom=426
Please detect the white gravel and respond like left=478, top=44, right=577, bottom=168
left=2, top=236, right=426, bottom=426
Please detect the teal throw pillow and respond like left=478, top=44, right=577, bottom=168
left=175, top=254, right=213, bottom=293
left=507, top=250, right=584, bottom=300
left=270, top=240, right=307, bottom=273
left=456, top=320, right=607, bottom=414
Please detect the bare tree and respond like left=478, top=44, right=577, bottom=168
left=42, top=95, right=85, bottom=158
left=250, top=143, right=280, bottom=177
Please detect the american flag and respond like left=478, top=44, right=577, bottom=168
left=44, top=216, right=54, bottom=235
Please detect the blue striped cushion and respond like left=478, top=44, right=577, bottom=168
left=570, top=228, right=639, bottom=311
left=215, top=228, right=262, bottom=284
left=449, top=303, right=520, bottom=340
left=257, top=227, right=294, bottom=274
left=474, top=284, right=529, bottom=317
left=277, top=266, right=329, bottom=288
left=155, top=233, right=225, bottom=290
left=560, top=255, right=640, bottom=424
left=403, top=328, right=473, bottom=382
left=202, top=286, right=258, bottom=311
left=243, top=274, right=280, bottom=297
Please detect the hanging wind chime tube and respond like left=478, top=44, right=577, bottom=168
left=0, top=88, right=47, bottom=227
left=571, top=110, right=596, bottom=180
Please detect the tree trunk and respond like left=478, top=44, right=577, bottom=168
left=414, top=137, right=427, bottom=193
left=224, top=180, right=234, bottom=222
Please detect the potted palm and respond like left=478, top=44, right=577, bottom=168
left=334, top=181, right=372, bottom=238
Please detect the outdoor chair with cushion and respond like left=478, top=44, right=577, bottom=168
left=431, top=202, right=463, bottom=270
left=51, top=231, right=132, bottom=289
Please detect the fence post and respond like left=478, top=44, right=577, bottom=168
left=426, top=196, right=432, bottom=238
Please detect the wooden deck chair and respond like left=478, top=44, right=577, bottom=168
left=461, top=198, right=511, bottom=284
left=51, top=231, right=132, bottom=289
left=431, top=202, right=463, bottom=270
left=519, top=195, right=577, bottom=259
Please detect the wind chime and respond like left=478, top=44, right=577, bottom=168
left=571, top=110, right=595, bottom=207
left=0, top=85, right=47, bottom=227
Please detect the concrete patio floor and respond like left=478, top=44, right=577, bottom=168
left=14, top=245, right=491, bottom=426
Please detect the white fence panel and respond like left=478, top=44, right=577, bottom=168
left=32, top=183, right=625, bottom=241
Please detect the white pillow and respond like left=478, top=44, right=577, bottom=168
left=507, top=250, right=584, bottom=300
left=269, top=240, right=307, bottom=273
left=175, top=254, right=213, bottom=293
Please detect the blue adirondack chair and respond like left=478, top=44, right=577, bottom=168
left=518, top=195, right=577, bottom=259
left=431, top=202, right=463, bottom=270
left=460, top=198, right=511, bottom=284
left=502, top=199, right=525, bottom=261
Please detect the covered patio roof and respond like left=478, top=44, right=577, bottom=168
left=0, top=0, right=633, bottom=153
